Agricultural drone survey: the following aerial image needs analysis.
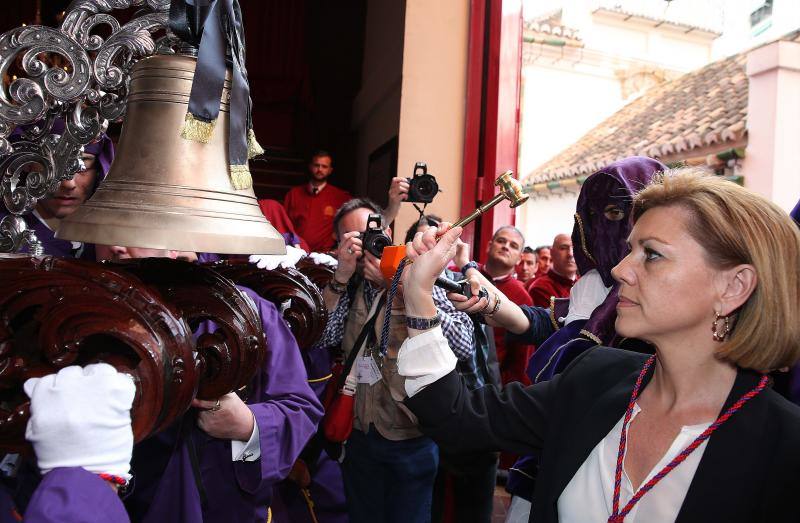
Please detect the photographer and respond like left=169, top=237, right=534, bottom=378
left=383, top=177, right=410, bottom=225
left=383, top=163, right=439, bottom=226
left=314, top=198, right=474, bottom=523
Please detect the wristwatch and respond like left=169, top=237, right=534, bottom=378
left=406, top=312, right=442, bottom=330
left=460, top=260, right=479, bottom=275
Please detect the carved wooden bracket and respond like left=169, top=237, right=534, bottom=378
left=295, top=257, right=335, bottom=291
left=0, top=255, right=330, bottom=451
left=107, top=258, right=266, bottom=401
left=210, top=259, right=328, bottom=350
left=0, top=254, right=197, bottom=448
left=0, top=256, right=272, bottom=451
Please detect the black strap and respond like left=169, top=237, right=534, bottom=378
left=181, top=413, right=209, bottom=508
left=168, top=0, right=213, bottom=46
left=337, top=293, right=386, bottom=389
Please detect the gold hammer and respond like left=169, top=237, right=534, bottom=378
left=452, top=171, right=529, bottom=229
left=380, top=170, right=529, bottom=292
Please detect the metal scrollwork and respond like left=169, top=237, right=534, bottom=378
left=0, top=215, right=43, bottom=255
left=0, top=0, right=171, bottom=253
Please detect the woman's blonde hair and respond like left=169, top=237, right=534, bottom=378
left=633, top=167, right=800, bottom=371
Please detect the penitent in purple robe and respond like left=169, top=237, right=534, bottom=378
left=123, top=288, right=323, bottom=522
left=270, top=344, right=348, bottom=523
left=23, top=468, right=129, bottom=523
left=0, top=211, right=96, bottom=260
left=1, top=121, right=114, bottom=260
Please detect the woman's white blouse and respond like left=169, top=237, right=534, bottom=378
left=396, top=328, right=713, bottom=522
left=558, top=404, right=711, bottom=522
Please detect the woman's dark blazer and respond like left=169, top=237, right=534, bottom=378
left=405, top=346, right=800, bottom=522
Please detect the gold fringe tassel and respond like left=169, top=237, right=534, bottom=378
left=247, top=128, right=265, bottom=159
left=180, top=113, right=216, bottom=144
left=229, top=164, right=253, bottom=190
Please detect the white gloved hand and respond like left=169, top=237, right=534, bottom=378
left=563, top=269, right=612, bottom=325
left=307, top=252, right=338, bottom=268
left=249, top=246, right=307, bottom=270
left=24, top=363, right=135, bottom=479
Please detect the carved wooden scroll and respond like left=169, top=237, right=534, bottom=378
left=0, top=255, right=271, bottom=451
left=211, top=260, right=328, bottom=350
left=106, top=258, right=266, bottom=400
left=0, top=254, right=196, bottom=448
left=295, top=257, right=335, bottom=291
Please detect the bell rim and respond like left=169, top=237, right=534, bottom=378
left=56, top=208, right=288, bottom=255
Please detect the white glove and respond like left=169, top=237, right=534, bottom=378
left=307, top=251, right=338, bottom=268
left=563, top=269, right=612, bottom=325
left=249, top=246, right=307, bottom=270
left=24, top=363, right=135, bottom=479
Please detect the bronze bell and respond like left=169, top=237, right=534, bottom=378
left=56, top=54, right=286, bottom=255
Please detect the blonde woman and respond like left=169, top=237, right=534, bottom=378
left=397, top=170, right=800, bottom=523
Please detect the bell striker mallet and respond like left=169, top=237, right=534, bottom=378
left=380, top=170, right=529, bottom=297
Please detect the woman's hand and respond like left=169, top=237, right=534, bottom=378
left=193, top=392, right=255, bottom=442
left=402, top=224, right=463, bottom=318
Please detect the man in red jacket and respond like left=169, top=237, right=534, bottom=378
left=477, top=226, right=534, bottom=387
left=283, top=150, right=351, bottom=253
left=528, top=233, right=578, bottom=307
left=516, top=246, right=537, bottom=285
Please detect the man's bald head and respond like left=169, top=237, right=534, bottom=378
left=550, top=233, right=577, bottom=278
left=486, top=225, right=525, bottom=276
left=493, top=226, right=525, bottom=245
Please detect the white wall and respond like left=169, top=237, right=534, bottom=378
left=743, top=39, right=800, bottom=212
left=714, top=0, right=800, bottom=59
left=516, top=191, right=578, bottom=248
left=517, top=0, right=720, bottom=247
left=520, top=3, right=718, bottom=177
left=394, top=0, right=470, bottom=239
left=519, top=64, right=625, bottom=177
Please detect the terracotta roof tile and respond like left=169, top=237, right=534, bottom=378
left=525, top=51, right=748, bottom=184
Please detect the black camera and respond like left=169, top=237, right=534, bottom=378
left=407, top=162, right=439, bottom=204
left=434, top=275, right=489, bottom=300
left=361, top=213, right=392, bottom=257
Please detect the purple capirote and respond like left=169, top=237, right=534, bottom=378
left=571, top=156, right=666, bottom=344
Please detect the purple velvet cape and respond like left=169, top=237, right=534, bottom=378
left=525, top=156, right=664, bottom=379
left=270, top=344, right=348, bottom=523
left=787, top=200, right=800, bottom=405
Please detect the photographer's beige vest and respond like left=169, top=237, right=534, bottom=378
left=341, top=282, right=422, bottom=441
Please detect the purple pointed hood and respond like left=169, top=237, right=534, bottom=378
left=571, top=156, right=667, bottom=287
left=791, top=198, right=800, bottom=227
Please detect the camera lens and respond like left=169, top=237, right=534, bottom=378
left=371, top=235, right=391, bottom=255
left=417, top=178, right=435, bottom=198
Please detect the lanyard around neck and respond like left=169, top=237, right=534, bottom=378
left=608, top=356, right=768, bottom=522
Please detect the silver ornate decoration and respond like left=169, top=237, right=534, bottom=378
left=0, top=0, right=171, bottom=253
